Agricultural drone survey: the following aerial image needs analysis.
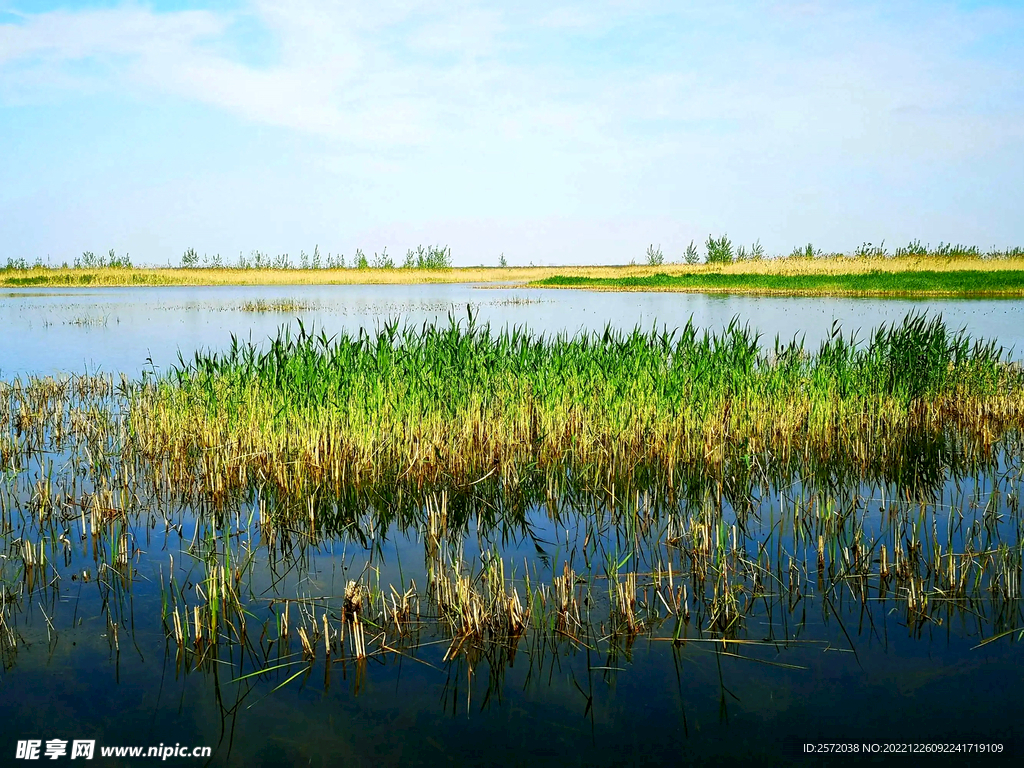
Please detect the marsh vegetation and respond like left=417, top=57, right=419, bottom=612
left=128, top=310, right=1023, bottom=494
left=2, top=311, right=1022, bottom=761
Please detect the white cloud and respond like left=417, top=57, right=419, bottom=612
left=3, top=0, right=1021, bottom=157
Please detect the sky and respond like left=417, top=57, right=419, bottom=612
left=1, top=0, right=1022, bottom=267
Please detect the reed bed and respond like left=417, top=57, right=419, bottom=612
left=128, top=312, right=1024, bottom=500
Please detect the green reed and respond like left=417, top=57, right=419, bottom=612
left=131, top=310, right=1022, bottom=498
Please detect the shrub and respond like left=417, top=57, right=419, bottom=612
left=373, top=248, right=395, bottom=269
left=790, top=243, right=822, bottom=259
left=854, top=241, right=887, bottom=259
left=684, top=240, right=700, bottom=265
left=404, top=244, right=452, bottom=269
left=705, top=235, right=734, bottom=264
left=646, top=244, right=664, bottom=266
left=894, top=239, right=928, bottom=258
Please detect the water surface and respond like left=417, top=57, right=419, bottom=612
left=2, top=284, right=1023, bottom=375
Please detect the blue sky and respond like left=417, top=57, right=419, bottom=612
left=1, top=0, right=1022, bottom=266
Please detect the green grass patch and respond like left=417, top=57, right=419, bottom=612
left=533, top=269, right=1024, bottom=296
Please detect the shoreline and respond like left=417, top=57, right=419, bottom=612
left=4, top=257, right=1024, bottom=297
left=530, top=266, right=1024, bottom=298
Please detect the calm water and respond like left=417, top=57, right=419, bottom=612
left=2, top=284, right=1023, bottom=375
left=1, top=285, right=1022, bottom=766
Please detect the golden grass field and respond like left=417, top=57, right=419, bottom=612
left=3, top=255, right=1024, bottom=289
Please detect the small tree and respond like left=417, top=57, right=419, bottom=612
left=420, top=245, right=451, bottom=269
left=894, top=239, right=928, bottom=258
left=705, top=234, right=734, bottom=264
left=108, top=249, right=132, bottom=268
left=790, top=243, right=820, bottom=260
left=181, top=248, right=200, bottom=268
left=373, top=248, right=394, bottom=269
left=355, top=248, right=369, bottom=269
left=684, top=240, right=700, bottom=264
left=498, top=252, right=508, bottom=268
left=645, top=244, right=664, bottom=266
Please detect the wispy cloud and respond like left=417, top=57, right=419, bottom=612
left=3, top=1, right=1021, bottom=152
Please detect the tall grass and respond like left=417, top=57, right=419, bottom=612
left=129, top=311, right=1023, bottom=498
